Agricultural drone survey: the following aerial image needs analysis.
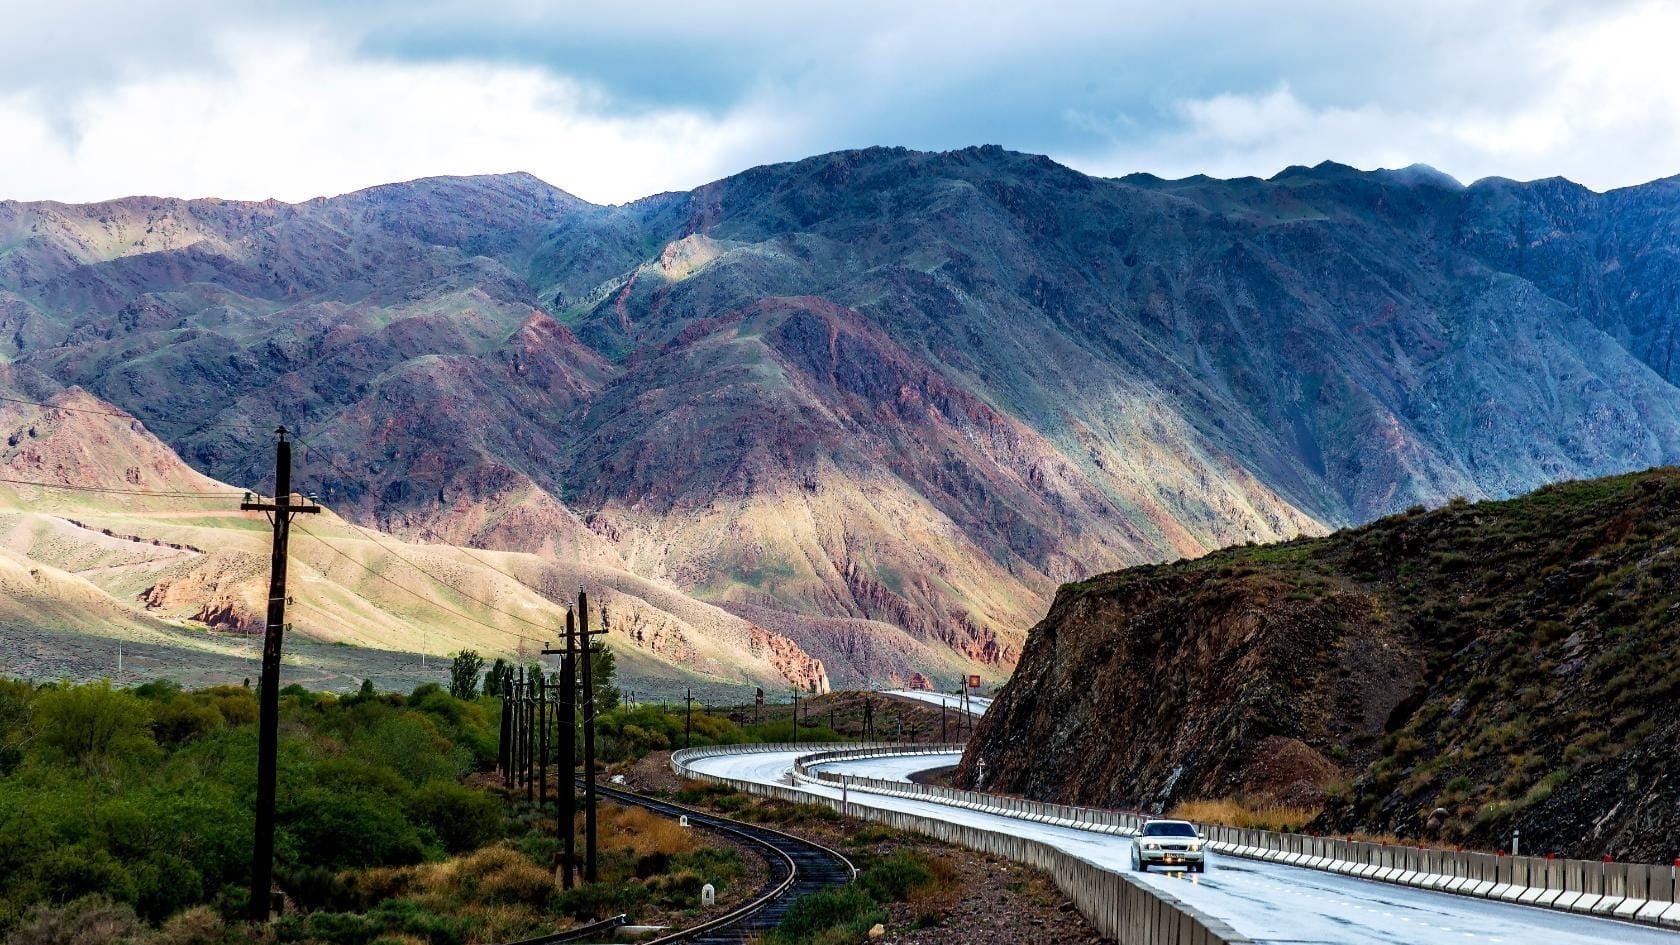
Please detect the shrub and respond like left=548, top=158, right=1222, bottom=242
left=766, top=886, right=884, bottom=945
left=281, top=786, right=428, bottom=871
left=6, top=895, right=143, bottom=945
left=405, top=780, right=504, bottom=855
left=34, top=846, right=137, bottom=906
left=150, top=700, right=224, bottom=747
left=858, top=852, right=933, bottom=903
left=31, top=682, right=157, bottom=775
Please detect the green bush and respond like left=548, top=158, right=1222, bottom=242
left=0, top=681, right=510, bottom=937
left=858, top=852, right=934, bottom=903
left=31, top=682, right=157, bottom=774
left=766, top=886, right=884, bottom=945
left=405, top=780, right=505, bottom=854
left=34, top=846, right=137, bottom=906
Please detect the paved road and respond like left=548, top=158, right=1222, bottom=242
left=688, top=748, right=1676, bottom=945
left=877, top=689, right=992, bottom=715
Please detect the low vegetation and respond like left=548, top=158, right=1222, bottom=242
left=1171, top=798, right=1319, bottom=833
left=0, top=669, right=769, bottom=945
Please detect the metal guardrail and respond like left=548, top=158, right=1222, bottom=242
left=744, top=743, right=1680, bottom=931
left=672, top=743, right=1248, bottom=945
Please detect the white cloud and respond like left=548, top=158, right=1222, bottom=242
left=1, top=1, right=1678, bottom=203
left=1078, top=0, right=1680, bottom=190
left=0, top=32, right=799, bottom=204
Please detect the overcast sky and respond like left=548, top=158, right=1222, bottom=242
left=3, top=0, right=1678, bottom=204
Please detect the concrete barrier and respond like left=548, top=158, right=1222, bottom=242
left=673, top=744, right=1248, bottom=945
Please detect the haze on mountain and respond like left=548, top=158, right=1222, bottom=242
left=4, top=145, right=1680, bottom=685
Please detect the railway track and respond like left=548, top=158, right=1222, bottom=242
left=590, top=782, right=857, bottom=944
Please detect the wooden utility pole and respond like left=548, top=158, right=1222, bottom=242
left=536, top=670, right=548, bottom=809
left=498, top=682, right=513, bottom=785
left=242, top=426, right=319, bottom=923
left=577, top=587, right=607, bottom=883
left=543, top=607, right=577, bottom=889
left=525, top=668, right=536, bottom=805
left=685, top=688, right=694, bottom=749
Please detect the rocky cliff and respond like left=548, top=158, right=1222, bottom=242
left=970, top=468, right=1680, bottom=860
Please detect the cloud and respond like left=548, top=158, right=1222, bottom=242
left=1076, top=0, right=1680, bottom=191
left=0, top=32, right=795, bottom=204
left=0, top=0, right=1677, bottom=202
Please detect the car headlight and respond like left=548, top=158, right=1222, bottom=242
left=1144, top=842, right=1159, bottom=850
left=1189, top=842, right=1202, bottom=852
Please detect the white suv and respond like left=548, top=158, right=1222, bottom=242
left=1132, top=819, right=1206, bottom=872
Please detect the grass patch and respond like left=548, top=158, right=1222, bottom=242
left=1171, top=797, right=1319, bottom=832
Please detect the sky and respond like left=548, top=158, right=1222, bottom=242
left=3, top=0, right=1679, bottom=205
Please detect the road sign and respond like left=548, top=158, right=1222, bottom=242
left=967, top=674, right=981, bottom=689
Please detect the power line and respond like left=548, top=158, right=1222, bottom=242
left=0, top=392, right=212, bottom=433
left=293, top=520, right=548, bottom=646
left=289, top=432, right=572, bottom=625
left=0, top=474, right=243, bottom=497
left=292, top=469, right=554, bottom=634
left=0, top=393, right=157, bottom=421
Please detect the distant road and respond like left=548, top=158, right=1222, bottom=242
left=878, top=688, right=992, bottom=715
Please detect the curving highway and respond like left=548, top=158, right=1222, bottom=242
left=687, top=748, right=1675, bottom=945
left=877, top=689, right=992, bottom=715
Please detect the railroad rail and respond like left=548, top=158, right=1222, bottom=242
left=500, top=912, right=627, bottom=944
left=589, top=782, right=857, bottom=944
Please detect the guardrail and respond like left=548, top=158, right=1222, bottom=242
left=775, top=744, right=1680, bottom=931
left=1198, top=824, right=1680, bottom=928
left=672, top=743, right=1248, bottom=945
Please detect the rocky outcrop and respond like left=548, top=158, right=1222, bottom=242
left=747, top=624, right=829, bottom=693
left=974, top=469, right=1680, bottom=860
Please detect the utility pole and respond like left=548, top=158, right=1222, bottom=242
left=242, top=426, right=320, bottom=923
left=525, top=668, right=537, bottom=805
left=941, top=702, right=946, bottom=743
left=499, top=676, right=513, bottom=787
left=577, top=587, right=607, bottom=883
left=685, top=688, right=694, bottom=749
left=791, top=686, right=800, bottom=746
left=537, top=670, right=548, bottom=810
left=542, top=607, right=578, bottom=889
left=514, top=666, right=526, bottom=791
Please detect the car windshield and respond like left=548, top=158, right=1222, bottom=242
left=1141, top=822, right=1197, bottom=838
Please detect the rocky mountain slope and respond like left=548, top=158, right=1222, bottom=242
left=968, top=468, right=1680, bottom=860
left=0, top=378, right=825, bottom=695
left=6, top=149, right=1680, bottom=684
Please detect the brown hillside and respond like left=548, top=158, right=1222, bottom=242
left=971, top=469, right=1680, bottom=860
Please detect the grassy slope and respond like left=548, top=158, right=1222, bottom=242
left=0, top=392, right=809, bottom=696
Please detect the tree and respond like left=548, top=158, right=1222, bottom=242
left=449, top=650, right=485, bottom=701
left=483, top=658, right=510, bottom=697
left=589, top=640, right=620, bottom=713
left=31, top=681, right=156, bottom=775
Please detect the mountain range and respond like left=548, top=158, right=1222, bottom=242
left=4, top=146, right=1680, bottom=685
